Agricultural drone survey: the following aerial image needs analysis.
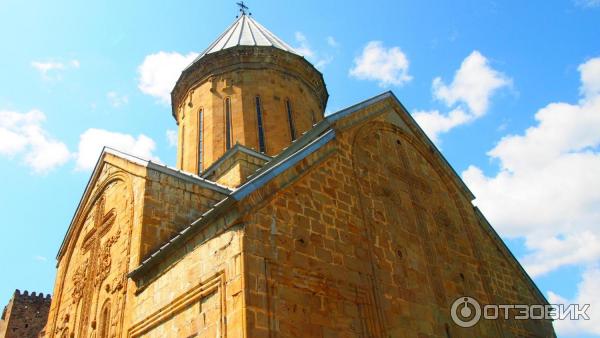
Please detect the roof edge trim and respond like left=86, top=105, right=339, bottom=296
left=232, top=129, right=336, bottom=201
left=56, top=147, right=231, bottom=259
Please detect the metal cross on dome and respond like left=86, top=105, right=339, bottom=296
left=236, top=1, right=250, bottom=15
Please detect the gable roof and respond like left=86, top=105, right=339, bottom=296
left=56, top=147, right=231, bottom=259
left=129, top=91, right=550, bottom=305
left=129, top=90, right=477, bottom=277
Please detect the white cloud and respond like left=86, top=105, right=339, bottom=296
left=294, top=32, right=315, bottom=58
left=413, top=51, right=510, bottom=142
left=33, top=255, right=48, bottom=262
left=137, top=51, right=199, bottom=104
left=547, top=266, right=600, bottom=336
left=31, top=59, right=80, bottom=80
left=31, top=61, right=65, bottom=74
left=107, top=91, right=129, bottom=108
left=579, top=57, right=600, bottom=97
left=294, top=32, right=332, bottom=70
left=75, top=128, right=160, bottom=170
left=326, top=36, right=339, bottom=48
left=0, top=110, right=71, bottom=173
left=412, top=108, right=469, bottom=143
left=521, top=232, right=600, bottom=277
left=575, top=0, right=600, bottom=8
left=349, top=41, right=412, bottom=87
left=462, top=57, right=600, bottom=278
left=314, top=56, right=333, bottom=70
left=433, top=51, right=510, bottom=116
left=166, top=129, right=178, bottom=147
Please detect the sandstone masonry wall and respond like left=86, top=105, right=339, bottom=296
left=129, top=222, right=245, bottom=338
left=175, top=48, right=326, bottom=175
left=240, top=107, right=554, bottom=337
left=139, top=167, right=228, bottom=260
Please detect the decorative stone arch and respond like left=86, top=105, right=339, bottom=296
left=348, top=120, right=479, bottom=333
left=351, top=120, right=472, bottom=217
left=49, top=169, right=135, bottom=338
left=349, top=119, right=504, bottom=336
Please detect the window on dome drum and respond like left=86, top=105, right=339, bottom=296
left=311, top=110, right=316, bottom=126
left=255, top=96, right=266, bottom=153
left=285, top=99, right=296, bottom=141
left=225, top=97, right=232, bottom=150
left=198, top=108, right=203, bottom=173
left=180, top=124, right=185, bottom=168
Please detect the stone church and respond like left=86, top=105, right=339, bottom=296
left=40, top=12, right=555, bottom=338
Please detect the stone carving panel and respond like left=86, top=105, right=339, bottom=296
left=49, top=173, right=134, bottom=338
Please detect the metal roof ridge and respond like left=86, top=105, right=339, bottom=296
left=129, top=129, right=337, bottom=278
left=184, top=14, right=300, bottom=72
left=103, top=147, right=232, bottom=193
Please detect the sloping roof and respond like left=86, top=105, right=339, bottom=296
left=56, top=147, right=232, bottom=259
left=129, top=91, right=478, bottom=277
left=129, top=128, right=336, bottom=278
left=127, top=91, right=549, bottom=305
left=187, top=14, right=299, bottom=69
left=129, top=92, right=412, bottom=277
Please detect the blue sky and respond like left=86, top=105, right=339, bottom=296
left=1, top=0, right=599, bottom=336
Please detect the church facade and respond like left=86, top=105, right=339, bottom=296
left=43, top=13, right=556, bottom=338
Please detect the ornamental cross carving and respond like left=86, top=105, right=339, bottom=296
left=82, top=195, right=117, bottom=285
left=76, top=195, right=119, bottom=337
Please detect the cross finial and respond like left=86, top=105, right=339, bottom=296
left=236, top=1, right=249, bottom=15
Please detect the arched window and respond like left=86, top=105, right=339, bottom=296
left=98, top=301, right=111, bottom=338
left=198, top=108, right=204, bottom=173
left=285, top=99, right=296, bottom=141
left=225, top=97, right=232, bottom=150
left=255, top=96, right=266, bottom=153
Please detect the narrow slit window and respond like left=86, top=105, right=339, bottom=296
left=256, top=96, right=266, bottom=153
left=180, top=125, right=185, bottom=168
left=225, top=97, right=232, bottom=150
left=198, top=109, right=203, bottom=173
left=286, top=99, right=296, bottom=141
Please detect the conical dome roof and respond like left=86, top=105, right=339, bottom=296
left=172, top=13, right=328, bottom=120
left=188, top=14, right=300, bottom=68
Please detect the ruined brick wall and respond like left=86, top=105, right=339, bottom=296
left=240, top=104, right=555, bottom=337
left=0, top=290, right=51, bottom=338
